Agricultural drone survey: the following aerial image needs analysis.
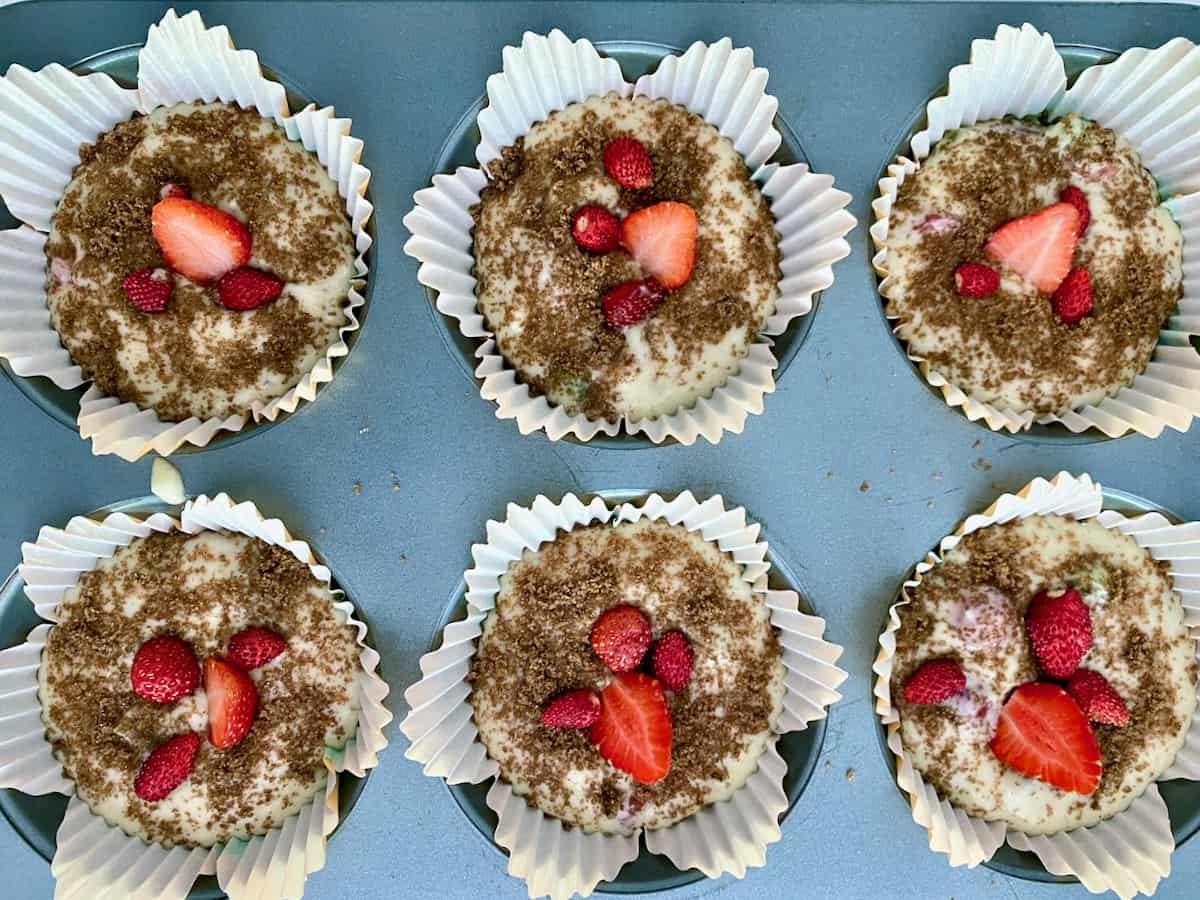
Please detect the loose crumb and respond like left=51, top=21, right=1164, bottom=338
left=845, top=768, right=856, bottom=782
left=352, top=482, right=362, bottom=495
left=859, top=481, right=870, bottom=493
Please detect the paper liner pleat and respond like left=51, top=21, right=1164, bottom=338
left=402, top=492, right=846, bottom=898
left=0, top=63, right=141, bottom=231
left=0, top=226, right=84, bottom=388
left=1007, top=787, right=1173, bottom=900
left=0, top=624, right=71, bottom=794
left=0, top=9, right=371, bottom=459
left=487, top=780, right=639, bottom=900
left=403, top=30, right=854, bottom=445
left=872, top=472, right=1200, bottom=897
left=643, top=741, right=788, bottom=877
left=0, top=493, right=391, bottom=900
left=871, top=24, right=1200, bottom=438
left=140, top=9, right=288, bottom=126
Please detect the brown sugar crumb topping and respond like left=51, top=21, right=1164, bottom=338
left=46, top=102, right=355, bottom=422
left=889, top=115, right=1181, bottom=415
left=39, top=531, right=360, bottom=848
left=891, top=517, right=1196, bottom=816
left=472, top=95, right=781, bottom=420
left=469, top=521, right=783, bottom=829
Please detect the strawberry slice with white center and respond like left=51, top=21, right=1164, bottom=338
left=989, top=682, right=1101, bottom=794
left=619, top=201, right=697, bottom=289
left=151, top=197, right=252, bottom=285
left=589, top=671, right=672, bottom=784
left=204, top=657, right=258, bottom=750
left=983, top=202, right=1080, bottom=294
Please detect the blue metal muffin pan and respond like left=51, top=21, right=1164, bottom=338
left=1, top=2, right=1199, bottom=899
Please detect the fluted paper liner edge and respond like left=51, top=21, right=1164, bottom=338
left=871, top=471, right=1200, bottom=898
left=402, top=30, right=854, bottom=445
left=0, top=493, right=391, bottom=900
left=0, top=8, right=372, bottom=460
left=401, top=491, right=847, bottom=899
left=870, top=23, right=1200, bottom=438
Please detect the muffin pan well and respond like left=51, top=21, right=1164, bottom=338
left=0, top=43, right=375, bottom=456
left=0, top=496, right=377, bottom=900
left=2, top=2, right=1200, bottom=900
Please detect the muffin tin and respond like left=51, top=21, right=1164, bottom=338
left=1, top=2, right=1199, bottom=899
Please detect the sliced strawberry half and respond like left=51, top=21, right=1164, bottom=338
left=619, top=201, right=697, bottom=289
left=590, top=672, right=672, bottom=784
left=983, top=202, right=1080, bottom=293
left=151, top=197, right=251, bottom=285
left=204, top=657, right=258, bottom=750
left=989, top=682, right=1101, bottom=795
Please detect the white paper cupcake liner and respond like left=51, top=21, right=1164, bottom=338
left=400, top=491, right=848, bottom=899
left=872, top=472, right=1200, bottom=898
left=0, top=8, right=372, bottom=460
left=403, top=31, right=855, bottom=445
left=870, top=24, right=1200, bottom=438
left=0, top=493, right=392, bottom=900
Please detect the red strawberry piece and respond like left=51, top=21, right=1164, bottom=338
left=571, top=205, right=621, bottom=254
left=151, top=196, right=251, bottom=285
left=603, top=137, right=653, bottom=189
left=990, top=682, right=1101, bottom=794
left=159, top=182, right=190, bottom=200
left=542, top=689, right=602, bottom=728
left=134, top=731, right=201, bottom=802
left=590, top=605, right=653, bottom=672
left=915, top=212, right=961, bottom=235
left=620, top=201, right=697, bottom=289
left=1067, top=669, right=1130, bottom=727
left=1051, top=267, right=1093, bottom=325
left=954, top=262, right=1000, bottom=298
left=602, top=278, right=665, bottom=329
left=227, top=626, right=287, bottom=671
left=652, top=631, right=693, bottom=691
left=216, top=267, right=284, bottom=311
left=589, top=672, right=672, bottom=784
left=902, top=658, right=967, bottom=704
left=1059, top=185, right=1090, bottom=235
left=122, top=267, right=174, bottom=313
left=983, top=201, right=1080, bottom=293
left=204, top=657, right=258, bottom=749
left=1026, top=588, right=1093, bottom=680
left=130, top=635, right=200, bottom=704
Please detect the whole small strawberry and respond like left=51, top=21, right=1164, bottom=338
left=602, top=278, right=665, bottom=329
left=902, top=658, right=966, bottom=704
left=542, top=689, right=601, bottom=728
left=590, top=605, right=653, bottom=673
left=571, top=206, right=620, bottom=253
left=130, top=635, right=200, bottom=704
left=1059, top=185, right=1091, bottom=235
left=217, top=267, right=284, bottom=311
left=1051, top=267, right=1093, bottom=325
left=652, top=631, right=693, bottom=691
left=603, top=136, right=653, bottom=189
left=1067, top=669, right=1130, bottom=727
left=123, top=267, right=174, bottom=313
left=227, top=626, right=287, bottom=671
left=1026, top=588, right=1092, bottom=679
left=134, top=731, right=201, bottom=802
left=954, top=262, right=1000, bottom=298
